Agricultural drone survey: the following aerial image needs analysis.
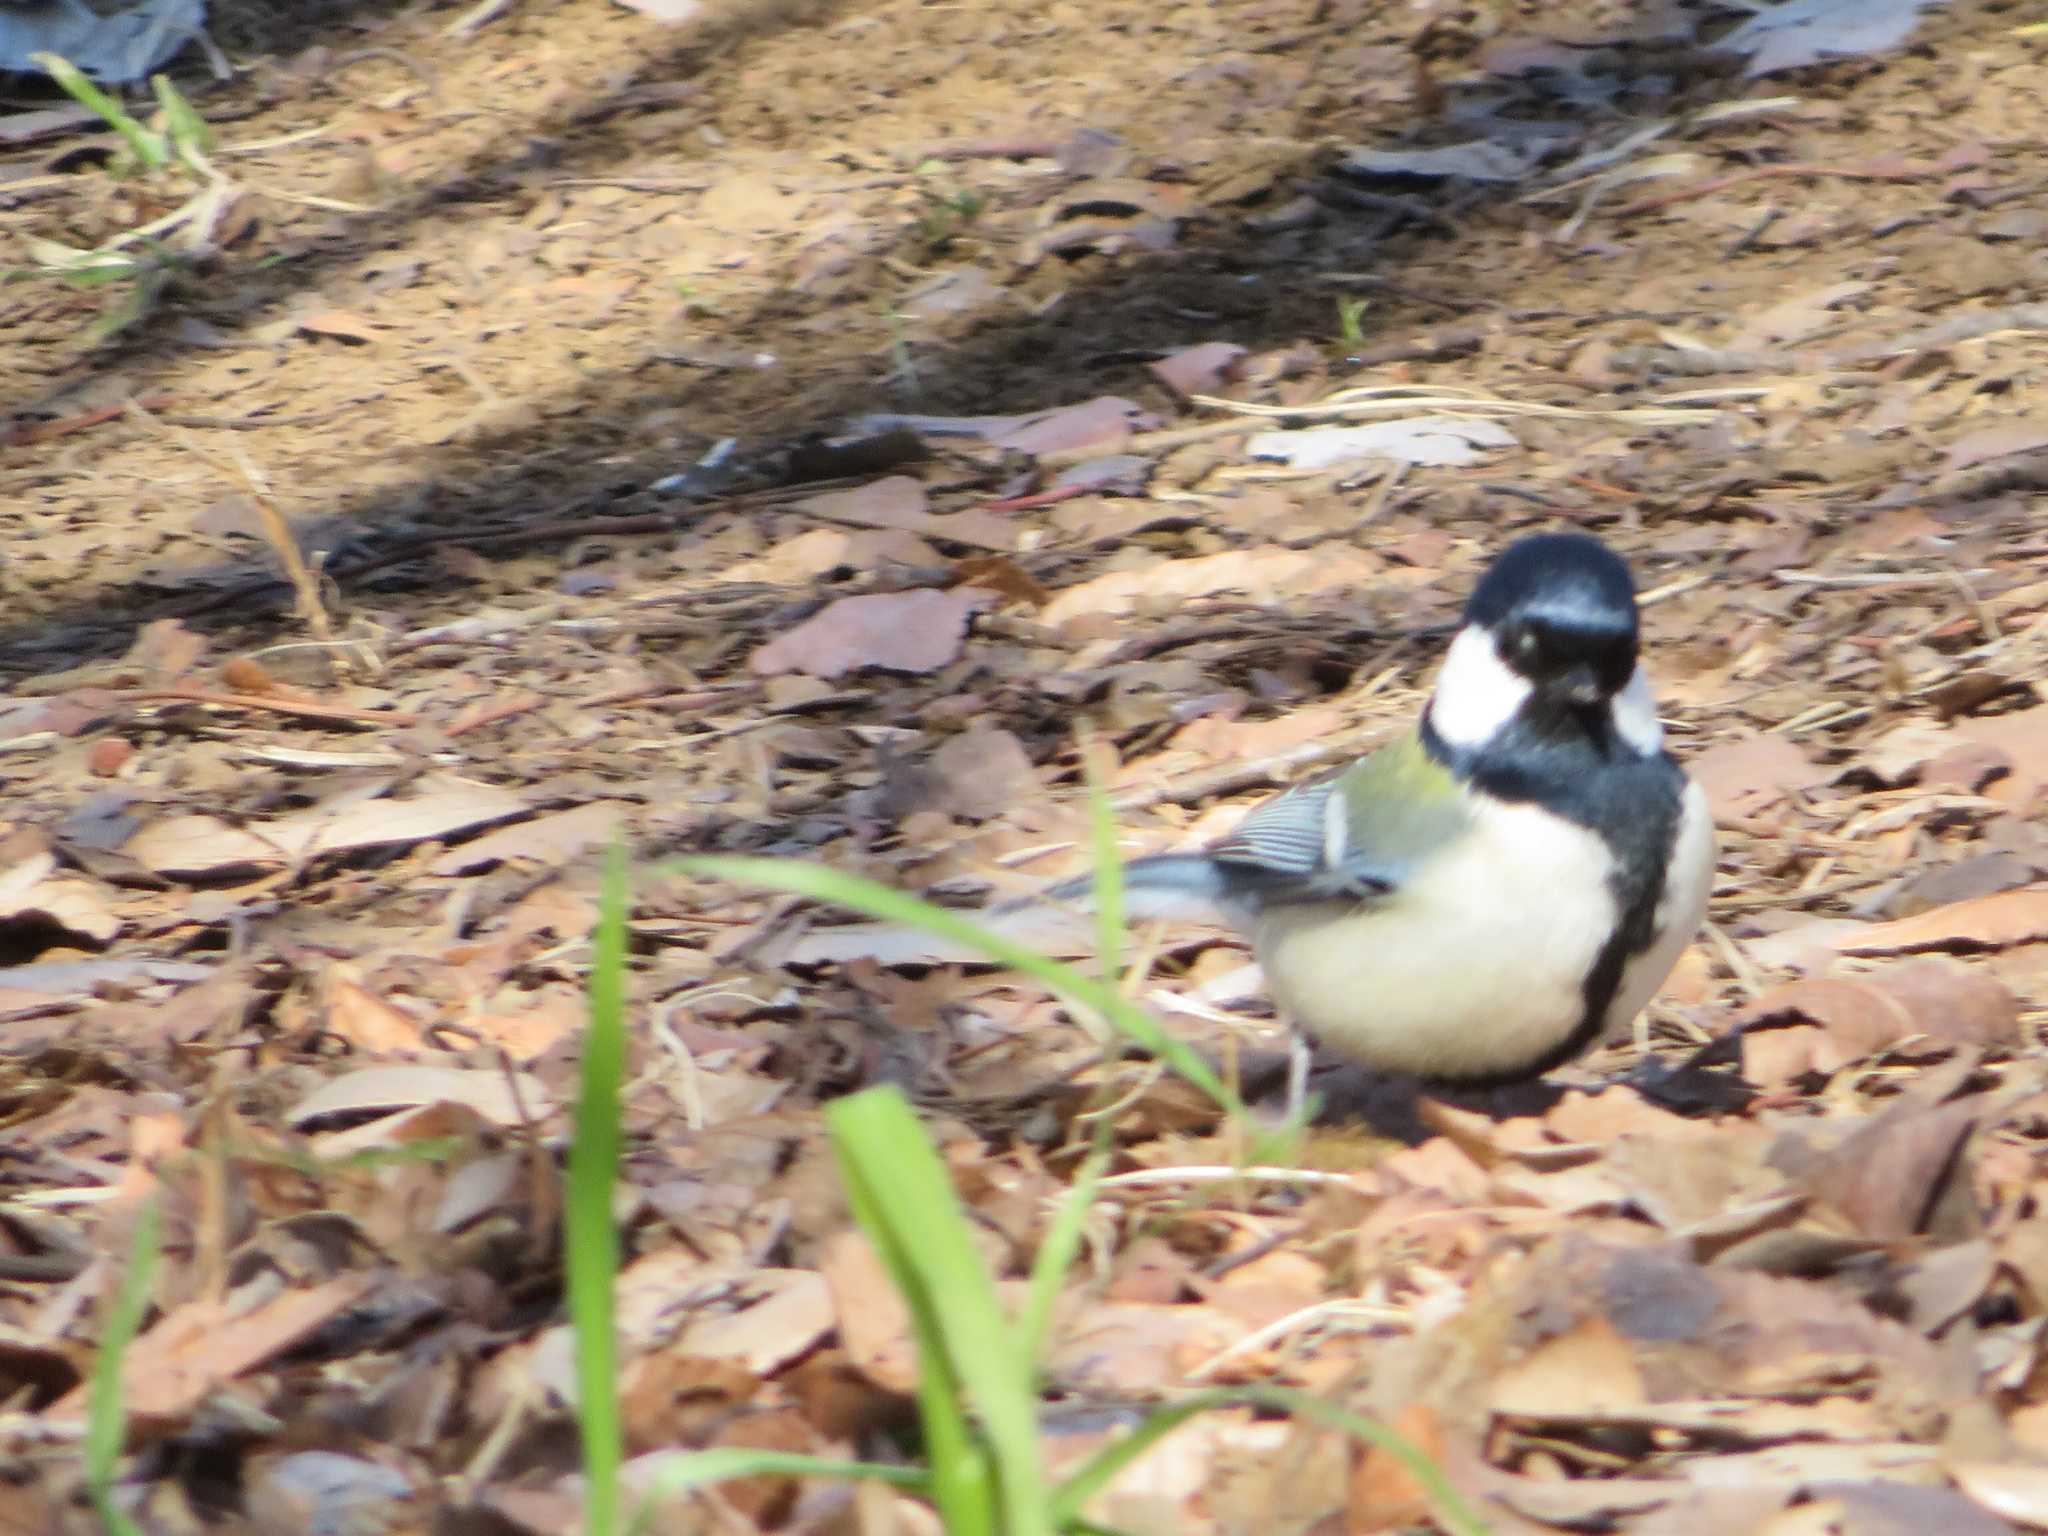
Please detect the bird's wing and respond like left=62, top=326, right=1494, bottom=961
left=1207, top=731, right=1470, bottom=905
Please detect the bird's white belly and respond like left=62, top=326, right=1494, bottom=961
left=1253, top=796, right=1621, bottom=1078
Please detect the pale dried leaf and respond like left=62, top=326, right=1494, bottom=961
left=49, top=1274, right=376, bottom=1421
left=1947, top=1461, right=2048, bottom=1527
left=1488, top=1315, right=1646, bottom=1418
left=1147, top=342, right=1246, bottom=398
left=1245, top=416, right=1516, bottom=470
left=749, top=588, right=995, bottom=677
left=1719, top=0, right=1952, bottom=78
left=429, top=800, right=630, bottom=876
left=287, top=1064, right=552, bottom=1129
left=675, top=1270, right=835, bottom=1373
left=1825, top=888, right=2048, bottom=955
left=1041, top=545, right=1382, bottom=626
left=1688, top=733, right=1829, bottom=821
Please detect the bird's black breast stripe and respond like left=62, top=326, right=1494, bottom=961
left=1420, top=714, right=1687, bottom=1079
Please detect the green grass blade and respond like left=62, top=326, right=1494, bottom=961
left=1049, top=1384, right=1490, bottom=1536
left=1018, top=1143, right=1106, bottom=1374
left=834, top=1111, right=995, bottom=1536
left=828, top=1087, right=1051, bottom=1536
left=1078, top=738, right=1125, bottom=984
left=32, top=53, right=168, bottom=170
left=670, top=856, right=1246, bottom=1121
left=83, top=1198, right=160, bottom=1536
left=567, top=845, right=631, bottom=1536
left=21, top=238, right=146, bottom=283
left=149, top=74, right=213, bottom=167
left=911, top=1343, right=997, bottom=1536
left=1068, top=1520, right=1141, bottom=1536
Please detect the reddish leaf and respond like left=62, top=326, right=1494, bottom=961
left=1825, top=888, right=2048, bottom=955
left=1687, top=733, right=1829, bottom=822
left=748, top=588, right=995, bottom=677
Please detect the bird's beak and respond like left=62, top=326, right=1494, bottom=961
left=1559, top=668, right=1605, bottom=708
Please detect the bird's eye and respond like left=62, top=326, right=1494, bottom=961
left=1506, top=625, right=1543, bottom=665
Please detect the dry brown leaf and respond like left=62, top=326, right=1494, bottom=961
left=1726, top=281, right=1871, bottom=349
left=244, top=1451, right=415, bottom=1536
left=1741, top=1022, right=1829, bottom=1090
left=429, top=800, right=630, bottom=876
left=794, top=475, right=1015, bottom=551
left=1043, top=1300, right=1238, bottom=1395
left=122, top=618, right=207, bottom=683
left=918, top=726, right=1039, bottom=821
left=49, top=1273, right=377, bottom=1422
left=126, top=775, right=530, bottom=877
left=1687, top=733, right=1830, bottom=823
left=749, top=588, right=995, bottom=677
left=1947, top=1460, right=2048, bottom=1527
left=322, top=974, right=431, bottom=1055
left=122, top=815, right=289, bottom=878
left=1147, top=341, right=1247, bottom=398
left=1737, top=958, right=2019, bottom=1063
left=950, top=554, right=1049, bottom=607
left=0, top=865, right=120, bottom=945
left=616, top=1354, right=758, bottom=1451
left=1825, top=887, right=2048, bottom=955
left=1792, top=1095, right=1982, bottom=1243
left=287, top=1064, right=552, bottom=1130
left=297, top=311, right=380, bottom=344
left=1862, top=719, right=1962, bottom=786
left=468, top=994, right=585, bottom=1062
left=1770, top=1482, right=2012, bottom=1536
left=1602, top=1125, right=1777, bottom=1233
left=1544, top=1085, right=1701, bottom=1144
left=1167, top=706, right=1343, bottom=762
left=1888, top=853, right=2040, bottom=917
left=309, top=1099, right=497, bottom=1164
left=1941, top=424, right=2048, bottom=475
left=1348, top=1402, right=1445, bottom=1531
left=1488, top=1314, right=1647, bottom=1418
left=1955, top=705, right=2048, bottom=806
left=987, top=395, right=1152, bottom=455
left=674, top=1269, right=835, bottom=1373
left=818, top=1230, right=918, bottom=1393
left=1895, top=1240, right=1997, bottom=1334
left=1040, top=545, right=1382, bottom=626
left=725, top=527, right=939, bottom=583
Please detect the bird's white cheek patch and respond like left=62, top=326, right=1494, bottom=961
left=1427, top=626, right=1532, bottom=750
left=1609, top=666, right=1666, bottom=756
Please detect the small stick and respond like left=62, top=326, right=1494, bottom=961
left=444, top=693, right=548, bottom=737
left=124, top=398, right=344, bottom=669
left=2, top=394, right=175, bottom=446
left=116, top=686, right=420, bottom=727
left=1617, top=160, right=1936, bottom=217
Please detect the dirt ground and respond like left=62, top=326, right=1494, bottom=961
left=6, top=0, right=2048, bottom=1530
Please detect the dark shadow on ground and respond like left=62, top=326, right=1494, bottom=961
left=0, top=0, right=1883, bottom=674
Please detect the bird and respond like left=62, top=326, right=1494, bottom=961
left=1048, top=531, right=1715, bottom=1085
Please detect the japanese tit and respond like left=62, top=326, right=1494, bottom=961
left=1052, top=532, right=1715, bottom=1084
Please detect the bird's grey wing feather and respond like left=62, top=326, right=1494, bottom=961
left=1206, top=736, right=1471, bottom=907
left=1207, top=773, right=1333, bottom=876
left=1207, top=768, right=1395, bottom=903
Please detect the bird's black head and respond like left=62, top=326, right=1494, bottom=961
left=1464, top=533, right=1640, bottom=708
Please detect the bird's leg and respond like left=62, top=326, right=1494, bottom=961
left=1286, top=1032, right=1312, bottom=1124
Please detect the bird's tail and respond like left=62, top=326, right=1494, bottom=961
left=1041, top=853, right=1232, bottom=923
